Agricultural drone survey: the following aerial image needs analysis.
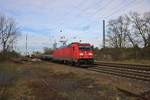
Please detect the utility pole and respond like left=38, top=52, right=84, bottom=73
left=59, top=30, right=67, bottom=46
left=53, top=40, right=57, bottom=49
left=103, top=20, right=105, bottom=48
left=25, top=34, right=28, bottom=56
left=49, top=33, right=51, bottom=48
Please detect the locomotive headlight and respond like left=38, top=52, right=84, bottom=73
left=80, top=53, right=84, bottom=56
left=89, top=53, right=93, bottom=56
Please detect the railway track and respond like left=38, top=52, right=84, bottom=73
left=87, top=62, right=150, bottom=82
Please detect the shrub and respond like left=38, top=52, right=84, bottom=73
left=0, top=51, right=21, bottom=61
left=94, top=47, right=150, bottom=61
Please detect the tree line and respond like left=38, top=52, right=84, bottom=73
left=106, top=12, right=150, bottom=48
left=0, top=14, right=20, bottom=53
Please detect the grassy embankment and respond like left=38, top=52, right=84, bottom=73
left=0, top=61, right=125, bottom=100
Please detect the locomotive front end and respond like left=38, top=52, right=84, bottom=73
left=78, top=44, right=94, bottom=65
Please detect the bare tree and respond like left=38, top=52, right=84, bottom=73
left=0, top=14, right=20, bottom=52
left=106, top=12, right=150, bottom=48
left=107, top=16, right=130, bottom=48
left=106, top=19, right=119, bottom=48
left=43, top=47, right=53, bottom=54
left=130, top=12, right=150, bottom=47
left=143, top=12, right=150, bottom=47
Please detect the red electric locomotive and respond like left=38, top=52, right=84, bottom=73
left=52, top=42, right=94, bottom=65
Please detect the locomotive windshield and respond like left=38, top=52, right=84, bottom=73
left=79, top=46, right=92, bottom=51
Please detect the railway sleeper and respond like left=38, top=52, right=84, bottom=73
left=88, top=68, right=150, bottom=82
left=92, top=66, right=150, bottom=76
left=88, top=67, right=150, bottom=78
left=96, top=63, right=150, bottom=71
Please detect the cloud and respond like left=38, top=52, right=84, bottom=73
left=0, top=0, right=149, bottom=53
left=81, top=25, right=91, bottom=31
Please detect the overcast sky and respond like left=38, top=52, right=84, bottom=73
left=0, top=0, right=150, bottom=54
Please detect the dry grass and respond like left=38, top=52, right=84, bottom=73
left=0, top=61, right=144, bottom=100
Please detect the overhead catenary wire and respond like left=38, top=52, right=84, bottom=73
left=78, top=0, right=141, bottom=24
left=80, top=0, right=110, bottom=15
left=55, top=0, right=144, bottom=48
left=59, top=0, right=138, bottom=29
left=101, top=0, right=142, bottom=19
left=92, top=0, right=119, bottom=18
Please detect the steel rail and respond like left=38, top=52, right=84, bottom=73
left=87, top=62, right=150, bottom=82
left=88, top=68, right=150, bottom=81
left=95, top=62, right=150, bottom=71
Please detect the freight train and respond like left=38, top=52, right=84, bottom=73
left=51, top=42, right=94, bottom=66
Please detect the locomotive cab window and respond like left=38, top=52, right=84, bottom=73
left=79, top=46, right=92, bottom=51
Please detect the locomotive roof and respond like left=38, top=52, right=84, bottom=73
left=70, top=42, right=91, bottom=46
left=57, top=42, right=91, bottom=49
